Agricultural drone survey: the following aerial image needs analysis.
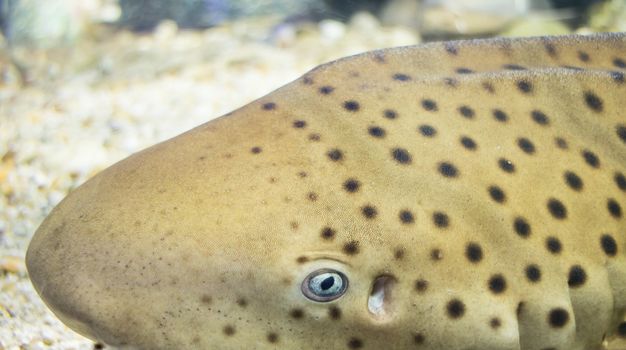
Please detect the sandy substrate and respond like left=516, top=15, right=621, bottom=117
left=0, top=14, right=420, bottom=349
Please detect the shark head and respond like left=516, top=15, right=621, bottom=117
left=27, top=33, right=626, bottom=350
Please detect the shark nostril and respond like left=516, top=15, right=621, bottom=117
left=368, top=274, right=397, bottom=321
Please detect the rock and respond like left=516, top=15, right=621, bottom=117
left=349, top=11, right=381, bottom=33
left=0, top=255, right=25, bottom=275
left=380, top=0, right=421, bottom=30
left=118, top=0, right=326, bottom=31
left=421, top=0, right=528, bottom=36
left=587, top=0, right=626, bottom=32
left=501, top=17, right=572, bottom=37
left=319, top=19, right=346, bottom=42
left=2, top=0, right=116, bottom=48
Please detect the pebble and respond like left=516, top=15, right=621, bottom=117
left=0, top=255, right=26, bottom=275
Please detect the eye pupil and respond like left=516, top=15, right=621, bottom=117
left=321, top=276, right=335, bottom=290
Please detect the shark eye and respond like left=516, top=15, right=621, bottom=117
left=301, top=269, right=348, bottom=302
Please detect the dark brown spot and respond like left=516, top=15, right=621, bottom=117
left=488, top=185, right=506, bottom=203
left=267, top=332, right=279, bottom=343
left=329, top=306, right=342, bottom=320
left=584, top=91, right=603, bottom=112
left=419, top=124, right=437, bottom=137
left=327, top=149, right=343, bottom=162
left=392, top=148, right=412, bottom=164
left=343, top=100, right=360, bottom=112
left=516, top=80, right=533, bottom=94
left=514, top=217, right=531, bottom=238
left=414, top=333, right=426, bottom=344
left=361, top=205, right=377, bottom=219
left=525, top=264, right=541, bottom=282
left=608, top=198, right=622, bottom=218
left=548, top=308, right=569, bottom=328
left=393, top=73, right=411, bottom=81
left=321, top=227, right=336, bottom=240
left=531, top=110, right=550, bottom=125
left=568, top=265, right=587, bottom=288
left=394, top=247, right=405, bottom=260
left=348, top=337, right=363, bottom=349
left=438, top=162, right=458, bottom=178
left=383, top=109, right=397, bottom=119
left=430, top=248, right=443, bottom=261
left=547, top=198, right=567, bottom=219
left=237, top=298, right=247, bottom=307
left=415, top=279, right=428, bottom=293
left=517, top=137, right=535, bottom=154
left=544, top=42, right=557, bottom=57
left=564, top=171, right=583, bottom=191
left=498, top=158, right=515, bottom=173
left=309, top=133, right=321, bottom=141
left=446, top=299, right=466, bottom=319
left=399, top=210, right=415, bottom=224
left=343, top=178, right=360, bottom=193
left=223, top=325, right=235, bottom=336
left=293, top=120, right=307, bottom=128
left=421, top=99, right=438, bottom=111
left=482, top=82, right=495, bottom=93
left=296, top=256, right=308, bottom=264
left=433, top=212, right=449, bottom=228
left=290, top=308, right=304, bottom=319
left=201, top=295, right=212, bottom=304
left=582, top=149, right=600, bottom=168
left=251, top=146, right=262, bottom=154
left=617, top=124, right=626, bottom=144
left=490, top=317, right=502, bottom=329
left=262, top=102, right=276, bottom=110
left=614, top=58, right=626, bottom=68
left=493, top=109, right=508, bottom=122
left=343, top=241, right=360, bottom=255
left=307, top=192, right=318, bottom=201
left=456, top=67, right=474, bottom=74
left=460, top=136, right=477, bottom=150
left=319, top=86, right=334, bottom=95
left=458, top=105, right=475, bottom=118
left=445, top=43, right=458, bottom=55
left=466, top=242, right=483, bottom=263
left=488, top=274, right=507, bottom=294
left=368, top=126, right=386, bottom=138
left=546, top=236, right=562, bottom=254
left=555, top=137, right=568, bottom=149
left=577, top=51, right=590, bottom=62
left=600, top=234, right=617, bottom=256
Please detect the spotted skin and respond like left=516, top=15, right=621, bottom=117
left=27, top=33, right=626, bottom=349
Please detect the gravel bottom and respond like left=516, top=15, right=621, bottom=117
left=0, top=14, right=419, bottom=349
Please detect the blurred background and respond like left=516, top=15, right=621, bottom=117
left=0, top=0, right=624, bottom=349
